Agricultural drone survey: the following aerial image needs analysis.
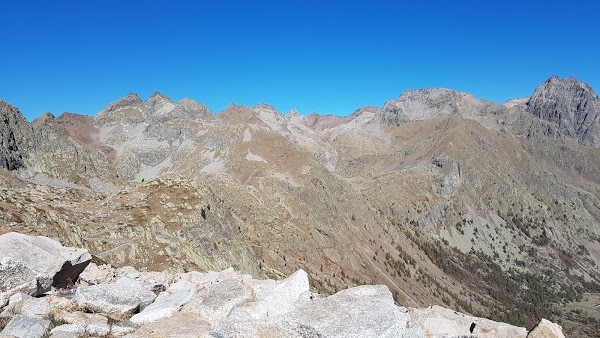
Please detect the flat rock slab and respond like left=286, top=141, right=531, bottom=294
left=52, top=310, right=111, bottom=336
left=49, top=324, right=86, bottom=338
left=125, top=312, right=211, bottom=338
left=180, top=277, right=255, bottom=327
left=217, top=284, right=412, bottom=338
left=0, top=293, right=51, bottom=319
left=0, top=315, right=50, bottom=338
left=130, top=279, right=196, bottom=324
left=0, top=232, right=91, bottom=305
left=287, top=285, right=411, bottom=338
left=75, top=277, right=157, bottom=317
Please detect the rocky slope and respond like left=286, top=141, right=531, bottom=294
left=0, top=76, right=599, bottom=336
left=0, top=232, right=565, bottom=338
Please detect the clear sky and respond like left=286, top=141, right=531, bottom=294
left=1, top=0, right=599, bottom=121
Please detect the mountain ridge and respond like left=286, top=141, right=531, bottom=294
left=1, top=76, right=600, bottom=336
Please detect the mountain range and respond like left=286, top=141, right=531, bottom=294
left=1, top=76, right=599, bottom=337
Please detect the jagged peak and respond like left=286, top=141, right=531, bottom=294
left=286, top=109, right=301, bottom=117
left=388, top=88, right=473, bottom=108
left=178, top=98, right=211, bottom=111
left=252, top=103, right=281, bottom=114
left=122, top=92, right=143, bottom=103
left=33, top=112, right=56, bottom=122
left=526, top=76, right=600, bottom=147
left=147, top=91, right=174, bottom=103
left=0, top=100, right=30, bottom=170
left=528, top=76, right=599, bottom=110
left=95, top=93, right=145, bottom=125
left=101, top=93, right=143, bottom=112
left=0, top=100, right=29, bottom=125
left=533, top=75, right=597, bottom=97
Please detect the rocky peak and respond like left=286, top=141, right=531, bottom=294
left=95, top=93, right=145, bottom=125
left=217, top=103, right=257, bottom=124
left=31, top=112, right=56, bottom=128
left=104, top=93, right=143, bottom=112
left=251, top=103, right=291, bottom=133
left=252, top=103, right=281, bottom=114
left=171, top=98, right=213, bottom=121
left=526, top=76, right=600, bottom=146
left=379, top=88, right=503, bottom=125
left=0, top=100, right=32, bottom=170
left=145, top=91, right=174, bottom=106
left=286, top=109, right=301, bottom=118
left=144, top=91, right=176, bottom=118
left=148, top=91, right=168, bottom=100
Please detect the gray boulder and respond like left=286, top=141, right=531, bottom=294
left=48, top=324, right=86, bottom=338
left=226, top=269, right=311, bottom=322
left=130, top=279, right=195, bottom=324
left=0, top=293, right=50, bottom=319
left=218, top=283, right=413, bottom=338
left=0, top=232, right=91, bottom=306
left=0, top=315, right=50, bottom=338
left=288, top=285, right=411, bottom=338
left=51, top=311, right=111, bottom=336
left=527, top=318, right=565, bottom=338
left=75, top=277, right=157, bottom=317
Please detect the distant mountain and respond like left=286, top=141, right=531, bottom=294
left=1, top=76, right=599, bottom=337
left=526, top=76, right=600, bottom=146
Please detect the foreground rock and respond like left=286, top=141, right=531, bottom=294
left=407, top=305, right=528, bottom=337
left=75, top=277, right=157, bottom=317
left=527, top=318, right=566, bottom=338
left=50, top=311, right=111, bottom=336
left=129, top=279, right=195, bottom=324
left=0, top=232, right=91, bottom=306
left=0, top=232, right=566, bottom=338
left=0, top=293, right=50, bottom=319
left=0, top=315, right=50, bottom=338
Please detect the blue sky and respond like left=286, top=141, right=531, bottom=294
left=1, top=0, right=599, bottom=120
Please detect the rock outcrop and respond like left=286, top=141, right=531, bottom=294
left=0, top=100, right=32, bottom=170
left=527, top=318, right=566, bottom=338
left=0, top=232, right=566, bottom=338
left=0, top=232, right=91, bottom=306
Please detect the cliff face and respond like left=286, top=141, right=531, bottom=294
left=0, top=100, right=32, bottom=170
left=526, top=76, right=600, bottom=147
